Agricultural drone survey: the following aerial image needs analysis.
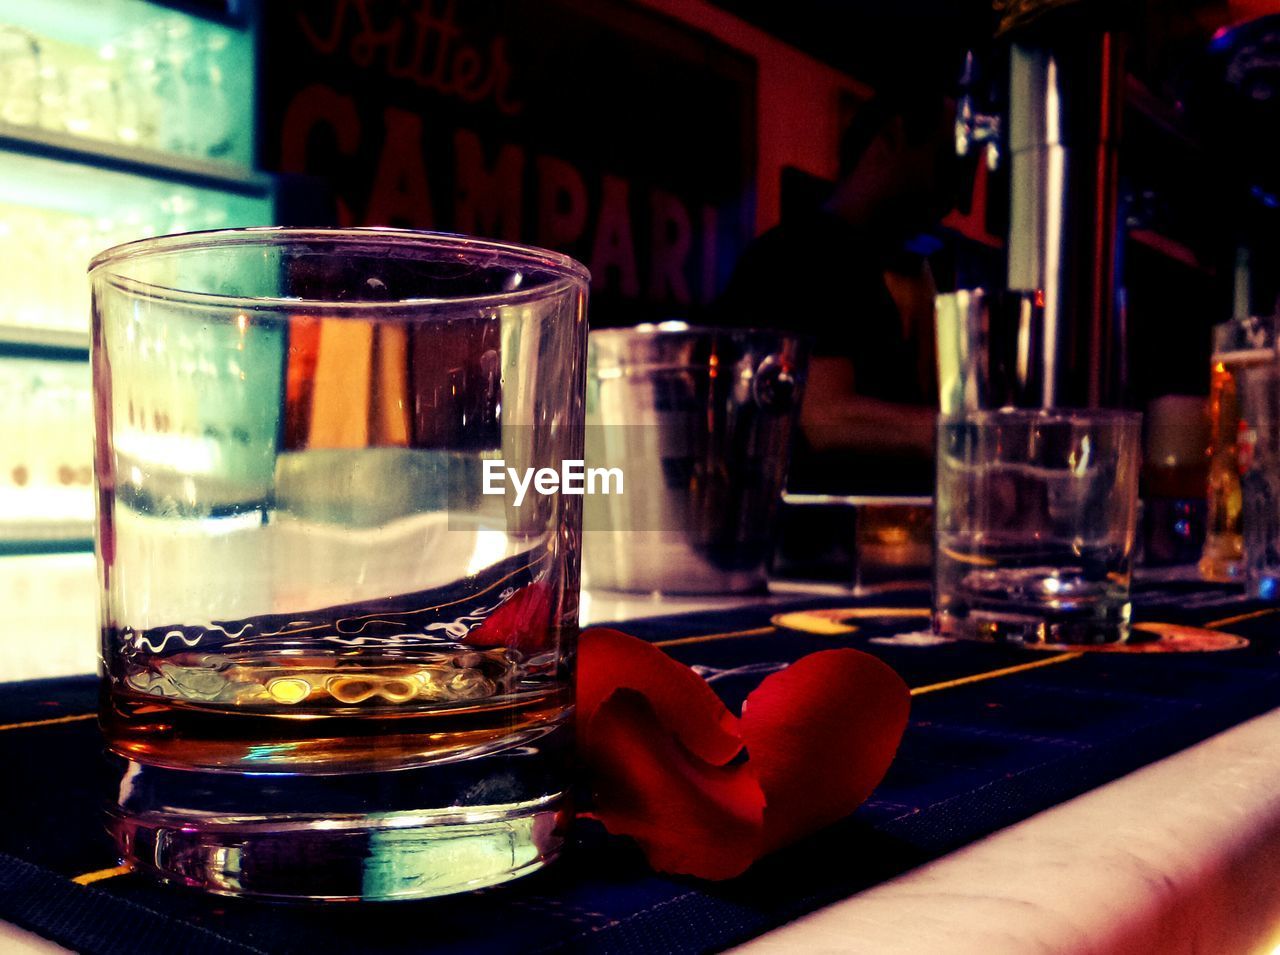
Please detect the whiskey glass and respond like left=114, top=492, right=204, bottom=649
left=91, top=228, right=588, bottom=899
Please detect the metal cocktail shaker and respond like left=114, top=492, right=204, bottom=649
left=584, top=324, right=807, bottom=594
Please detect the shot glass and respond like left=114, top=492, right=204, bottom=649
left=933, top=409, right=1142, bottom=644
left=90, top=229, right=588, bottom=900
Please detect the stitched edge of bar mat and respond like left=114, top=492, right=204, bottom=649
left=4, top=580, right=1280, bottom=955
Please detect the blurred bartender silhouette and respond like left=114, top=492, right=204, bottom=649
left=714, top=83, right=958, bottom=494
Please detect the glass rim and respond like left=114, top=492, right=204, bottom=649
left=88, top=227, right=591, bottom=312
left=938, top=407, right=1143, bottom=426
left=590, top=322, right=809, bottom=341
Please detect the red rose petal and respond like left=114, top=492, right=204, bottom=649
left=581, top=688, right=765, bottom=879
left=575, top=630, right=911, bottom=880
left=464, top=581, right=553, bottom=654
left=578, top=628, right=743, bottom=766
left=740, top=648, right=910, bottom=852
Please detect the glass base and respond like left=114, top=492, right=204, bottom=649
left=104, top=718, right=571, bottom=901
left=933, top=604, right=1131, bottom=645
left=110, top=795, right=565, bottom=901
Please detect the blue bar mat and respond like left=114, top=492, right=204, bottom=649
left=3, top=580, right=1279, bottom=955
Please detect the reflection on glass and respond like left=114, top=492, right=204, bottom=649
left=0, top=357, right=93, bottom=531
left=0, top=26, right=40, bottom=126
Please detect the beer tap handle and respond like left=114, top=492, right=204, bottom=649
left=956, top=49, right=1003, bottom=171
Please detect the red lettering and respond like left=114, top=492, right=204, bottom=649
left=301, top=0, right=522, bottom=116
left=414, top=0, right=458, bottom=90
left=454, top=130, right=524, bottom=240
left=279, top=83, right=360, bottom=174
left=536, top=155, right=588, bottom=249
left=488, top=38, right=523, bottom=116
left=451, top=47, right=485, bottom=101
left=365, top=107, right=434, bottom=227
left=648, top=189, right=692, bottom=304
left=591, top=175, right=639, bottom=297
left=336, top=196, right=357, bottom=227
left=295, top=0, right=350, bottom=55
left=346, top=4, right=403, bottom=71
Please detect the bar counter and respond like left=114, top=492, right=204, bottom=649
left=4, top=553, right=1280, bottom=954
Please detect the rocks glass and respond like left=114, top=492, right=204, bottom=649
left=934, top=409, right=1142, bottom=645
left=90, top=229, right=588, bottom=899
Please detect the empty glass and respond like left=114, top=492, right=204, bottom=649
left=934, top=409, right=1142, bottom=644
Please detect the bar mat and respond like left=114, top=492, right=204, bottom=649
left=3, top=580, right=1280, bottom=955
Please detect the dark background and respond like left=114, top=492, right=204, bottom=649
left=257, top=0, right=1280, bottom=406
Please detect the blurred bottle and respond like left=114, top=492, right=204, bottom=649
left=1142, top=395, right=1209, bottom=566
left=188, top=28, right=232, bottom=158
left=0, top=26, right=41, bottom=127
left=0, top=13, right=241, bottom=161
left=1241, top=360, right=1280, bottom=598
left=149, top=17, right=195, bottom=155
left=1200, top=315, right=1276, bottom=581
left=0, top=359, right=92, bottom=530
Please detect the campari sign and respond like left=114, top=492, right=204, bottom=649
left=260, top=0, right=758, bottom=326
